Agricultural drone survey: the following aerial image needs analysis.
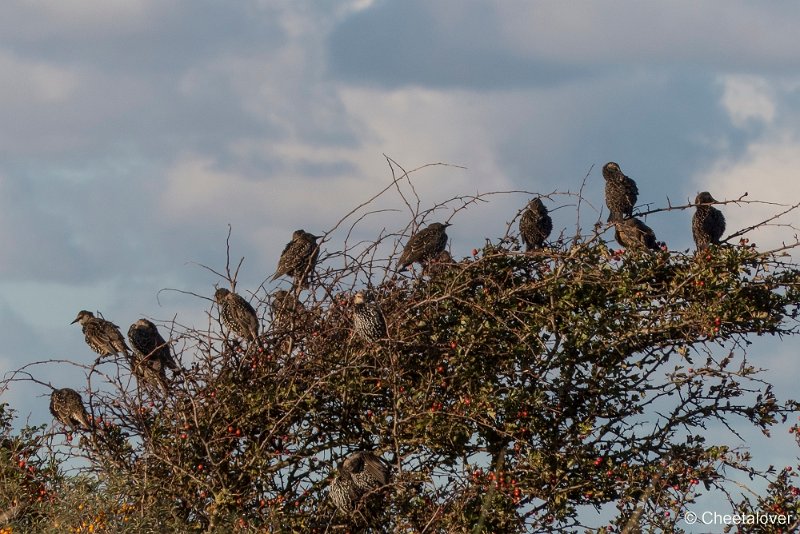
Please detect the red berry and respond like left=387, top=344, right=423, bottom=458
left=472, top=249, right=479, bottom=256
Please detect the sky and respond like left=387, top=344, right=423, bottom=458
left=1, top=0, right=799, bottom=527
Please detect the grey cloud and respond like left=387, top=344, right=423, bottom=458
left=327, top=0, right=593, bottom=89
left=328, top=1, right=800, bottom=90
left=0, top=1, right=286, bottom=74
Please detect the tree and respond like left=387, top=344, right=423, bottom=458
left=2, top=161, right=800, bottom=532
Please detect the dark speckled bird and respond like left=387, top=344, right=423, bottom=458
left=49, top=388, right=90, bottom=431
left=329, top=451, right=392, bottom=515
left=397, top=222, right=451, bottom=272
left=271, top=230, right=320, bottom=288
left=271, top=289, right=302, bottom=324
left=692, top=192, right=726, bottom=251
left=128, top=319, right=177, bottom=393
left=214, top=288, right=260, bottom=341
left=72, top=310, right=130, bottom=358
left=519, top=198, right=553, bottom=251
left=352, top=291, right=387, bottom=343
left=603, top=162, right=639, bottom=222
left=614, top=217, right=659, bottom=251
left=423, top=250, right=453, bottom=277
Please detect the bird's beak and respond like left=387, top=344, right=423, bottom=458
left=444, top=223, right=452, bottom=227
left=70, top=317, right=80, bottom=324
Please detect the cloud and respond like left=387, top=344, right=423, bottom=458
left=328, top=1, right=800, bottom=90
left=0, top=50, right=79, bottom=103
left=719, top=75, right=776, bottom=128
left=700, top=133, right=800, bottom=251
left=0, top=0, right=159, bottom=39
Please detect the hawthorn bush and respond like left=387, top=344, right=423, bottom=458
left=2, top=167, right=800, bottom=533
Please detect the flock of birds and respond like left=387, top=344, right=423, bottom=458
left=46, top=161, right=727, bottom=517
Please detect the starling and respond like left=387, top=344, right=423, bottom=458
left=128, top=319, right=177, bottom=393
left=423, top=250, right=454, bottom=277
left=519, top=197, right=553, bottom=251
left=271, top=290, right=305, bottom=328
left=269, top=290, right=306, bottom=356
left=49, top=388, right=90, bottom=431
left=214, top=288, right=260, bottom=341
left=397, top=222, right=451, bottom=272
left=603, top=162, right=639, bottom=222
left=614, top=217, right=659, bottom=251
left=271, top=230, right=320, bottom=288
left=352, top=291, right=387, bottom=343
left=329, top=451, right=392, bottom=515
left=71, top=310, right=130, bottom=358
left=329, top=471, right=359, bottom=516
left=692, top=192, right=726, bottom=251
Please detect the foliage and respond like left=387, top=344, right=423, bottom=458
left=2, top=170, right=800, bottom=532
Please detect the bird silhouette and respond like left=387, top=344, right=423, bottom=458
left=352, top=291, right=388, bottom=343
left=692, top=191, right=726, bottom=251
left=214, top=288, right=260, bottom=341
left=614, top=217, right=659, bottom=251
left=72, top=310, right=130, bottom=359
left=128, top=319, right=178, bottom=394
left=519, top=198, right=553, bottom=251
left=49, top=388, right=91, bottom=431
left=271, top=230, right=320, bottom=288
left=397, top=222, right=451, bottom=272
left=329, top=451, right=391, bottom=515
left=603, top=162, right=639, bottom=222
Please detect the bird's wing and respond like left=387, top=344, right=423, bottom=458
left=271, top=240, right=297, bottom=279
left=362, top=454, right=390, bottom=485
left=232, top=296, right=259, bottom=330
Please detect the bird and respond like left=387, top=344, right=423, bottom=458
left=71, top=310, right=130, bottom=358
left=271, top=230, right=320, bottom=288
left=128, top=319, right=178, bottom=393
left=397, top=222, right=451, bottom=272
left=352, top=291, right=387, bottom=343
left=603, top=162, right=639, bottom=222
left=271, top=289, right=304, bottom=327
left=49, top=388, right=91, bottom=431
left=692, top=191, right=726, bottom=251
left=423, top=250, right=454, bottom=277
left=329, top=451, right=392, bottom=515
left=614, top=217, right=659, bottom=251
left=519, top=197, right=553, bottom=251
left=214, top=288, right=260, bottom=341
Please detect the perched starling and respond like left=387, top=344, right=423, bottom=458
left=269, top=289, right=306, bottom=356
left=49, top=388, right=90, bottom=431
left=352, top=291, right=387, bottom=343
left=692, top=191, right=726, bottom=251
left=603, top=162, right=639, bottom=222
left=423, top=250, right=454, bottom=277
left=214, top=288, right=260, bottom=341
left=397, top=222, right=451, bottom=272
left=272, top=289, right=300, bottom=316
left=271, top=230, right=320, bottom=288
left=329, top=471, right=359, bottom=516
left=519, top=197, right=553, bottom=251
left=329, top=451, right=391, bottom=515
left=128, top=319, right=177, bottom=393
left=614, top=217, right=659, bottom=251
left=71, top=310, right=130, bottom=358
